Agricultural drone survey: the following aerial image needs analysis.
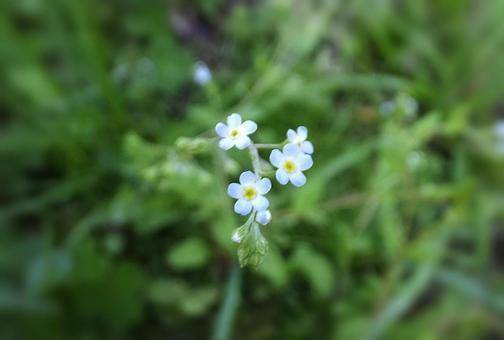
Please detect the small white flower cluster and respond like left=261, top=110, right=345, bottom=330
left=215, top=113, right=314, bottom=242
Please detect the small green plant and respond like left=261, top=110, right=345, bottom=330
left=215, top=113, right=314, bottom=267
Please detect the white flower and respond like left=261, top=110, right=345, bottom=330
left=270, top=144, right=313, bottom=187
left=227, top=171, right=271, bottom=215
left=287, top=126, right=314, bottom=154
left=193, top=61, right=212, bottom=85
left=256, top=210, right=271, bottom=225
left=215, top=113, right=257, bottom=150
left=495, top=120, right=504, bottom=139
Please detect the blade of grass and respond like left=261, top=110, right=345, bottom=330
left=212, top=262, right=242, bottom=340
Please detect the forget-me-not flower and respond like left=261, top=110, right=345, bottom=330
left=227, top=171, right=271, bottom=215
left=270, top=144, right=313, bottom=187
left=215, top=113, right=257, bottom=150
left=287, top=126, right=313, bottom=154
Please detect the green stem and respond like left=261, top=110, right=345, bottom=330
left=259, top=170, right=276, bottom=178
left=255, top=143, right=283, bottom=149
left=248, top=144, right=262, bottom=175
left=212, top=262, right=242, bottom=340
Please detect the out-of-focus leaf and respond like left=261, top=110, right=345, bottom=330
left=289, top=244, right=335, bottom=297
left=26, top=249, right=72, bottom=294
left=149, top=279, right=218, bottom=317
left=179, top=286, right=218, bottom=317
left=293, top=142, right=374, bottom=215
left=256, top=246, right=289, bottom=288
left=166, top=238, right=211, bottom=270
left=437, top=270, right=504, bottom=314
left=367, top=262, right=439, bottom=339
left=67, top=242, right=146, bottom=330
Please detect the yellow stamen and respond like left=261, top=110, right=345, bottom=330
left=230, top=128, right=239, bottom=139
left=243, top=186, right=257, bottom=200
left=283, top=160, right=297, bottom=173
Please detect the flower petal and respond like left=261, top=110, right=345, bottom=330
left=283, top=143, right=301, bottom=156
left=256, top=210, right=271, bottom=225
left=301, top=141, right=314, bottom=154
left=215, top=122, right=229, bottom=137
left=240, top=120, right=257, bottom=135
left=287, top=129, right=297, bottom=142
left=234, top=199, right=252, bottom=215
left=289, top=171, right=306, bottom=187
left=269, top=149, right=283, bottom=167
left=227, top=113, right=242, bottom=128
left=297, top=126, right=308, bottom=139
left=239, top=171, right=257, bottom=185
left=227, top=183, right=242, bottom=199
left=219, top=138, right=234, bottom=150
left=275, top=169, right=289, bottom=185
left=297, top=153, right=313, bottom=171
left=252, top=195, right=269, bottom=211
left=235, top=135, right=251, bottom=150
left=256, top=178, right=271, bottom=194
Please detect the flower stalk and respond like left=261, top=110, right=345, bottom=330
left=215, top=113, right=314, bottom=267
left=248, top=143, right=262, bottom=176
left=255, top=143, right=284, bottom=149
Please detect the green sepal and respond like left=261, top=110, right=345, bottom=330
left=237, top=222, right=269, bottom=268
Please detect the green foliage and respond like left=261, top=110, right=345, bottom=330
left=149, top=279, right=218, bottom=317
left=235, top=220, right=269, bottom=268
left=167, top=238, right=211, bottom=269
left=1, top=0, right=503, bottom=339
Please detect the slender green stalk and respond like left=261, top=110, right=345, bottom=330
left=212, top=262, right=242, bottom=340
left=255, top=143, right=283, bottom=149
left=248, top=144, right=262, bottom=175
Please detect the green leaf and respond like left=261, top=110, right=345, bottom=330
left=290, top=244, right=335, bottom=297
left=437, top=270, right=504, bottom=314
left=148, top=279, right=187, bottom=305
left=179, top=286, right=218, bottom=317
left=367, top=263, right=439, bottom=339
left=293, top=142, right=374, bottom=214
left=256, top=246, right=289, bottom=288
left=148, top=279, right=218, bottom=317
left=167, top=238, right=211, bottom=270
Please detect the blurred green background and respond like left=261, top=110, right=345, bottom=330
left=1, top=0, right=503, bottom=339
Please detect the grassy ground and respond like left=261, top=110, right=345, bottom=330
left=0, top=0, right=503, bottom=339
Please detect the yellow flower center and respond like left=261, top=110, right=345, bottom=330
left=283, top=160, right=297, bottom=173
left=243, top=186, right=257, bottom=200
left=230, top=128, right=239, bottom=139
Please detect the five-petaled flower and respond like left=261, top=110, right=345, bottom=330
left=270, top=144, right=313, bottom=187
left=287, top=126, right=314, bottom=154
left=228, top=171, right=271, bottom=215
left=215, top=113, right=257, bottom=150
